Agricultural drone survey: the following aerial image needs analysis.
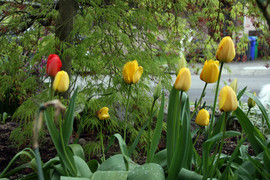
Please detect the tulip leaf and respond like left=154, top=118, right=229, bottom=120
left=237, top=86, right=247, bottom=101
left=63, top=88, right=78, bottom=145
left=127, top=163, right=165, bottom=180
left=91, top=171, right=128, bottom=180
left=152, top=149, right=167, bottom=169
left=177, top=168, right=203, bottom=180
left=147, top=92, right=165, bottom=162
left=219, top=137, right=246, bottom=180
left=113, top=133, right=129, bottom=157
left=69, top=144, right=85, bottom=161
left=234, top=107, right=264, bottom=154
left=74, top=156, right=92, bottom=178
left=167, top=93, right=191, bottom=180
left=245, top=91, right=270, bottom=129
left=44, top=111, right=77, bottom=176
left=128, top=107, right=158, bottom=156
left=98, top=154, right=138, bottom=171
left=166, top=86, right=180, bottom=169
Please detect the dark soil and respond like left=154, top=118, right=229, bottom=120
left=0, top=119, right=255, bottom=179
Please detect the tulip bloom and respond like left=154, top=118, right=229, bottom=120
left=97, top=107, right=110, bottom=120
left=53, top=71, right=69, bottom=92
left=216, top=36, right=235, bottom=63
left=218, top=86, right=238, bottom=112
left=200, top=60, right=219, bottom=83
left=123, top=60, right=143, bottom=84
left=174, top=68, right=191, bottom=92
left=195, top=109, right=210, bottom=126
left=248, top=92, right=256, bottom=109
left=46, top=54, right=62, bottom=77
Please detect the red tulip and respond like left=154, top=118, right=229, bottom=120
left=46, top=54, right=62, bottom=77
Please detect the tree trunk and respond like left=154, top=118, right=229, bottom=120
left=55, top=0, right=78, bottom=99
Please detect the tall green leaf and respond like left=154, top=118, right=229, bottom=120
left=127, top=163, right=165, bottom=180
left=44, top=111, right=77, bottom=176
left=167, top=94, right=191, bottom=180
left=147, top=92, right=165, bottom=162
left=234, top=107, right=264, bottom=154
left=63, top=88, right=78, bottom=145
left=166, top=87, right=180, bottom=170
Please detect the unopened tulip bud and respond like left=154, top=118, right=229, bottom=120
left=174, top=68, right=191, bottom=92
left=200, top=60, right=219, bottom=83
left=176, top=54, right=187, bottom=75
left=248, top=92, right=256, bottom=109
left=46, top=54, right=62, bottom=77
left=230, top=78, right=238, bottom=93
left=218, top=86, right=238, bottom=112
left=195, top=109, right=210, bottom=126
left=216, top=36, right=236, bottom=63
left=153, top=81, right=162, bottom=101
left=53, top=71, right=69, bottom=92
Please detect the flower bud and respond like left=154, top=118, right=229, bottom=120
left=97, top=107, right=110, bottom=120
left=153, top=81, right=162, bottom=100
left=218, top=86, right=238, bottom=112
left=248, top=92, right=256, bottom=109
left=53, top=71, right=69, bottom=92
left=195, top=109, right=210, bottom=126
left=174, top=68, right=191, bottom=92
left=123, top=60, right=143, bottom=84
left=216, top=36, right=235, bottom=63
left=176, top=54, right=187, bottom=75
left=230, top=78, right=238, bottom=93
left=200, top=60, right=219, bottom=83
left=46, top=54, right=62, bottom=77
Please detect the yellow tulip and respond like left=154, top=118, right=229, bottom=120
left=97, top=107, right=110, bottom=120
left=200, top=60, right=219, bottom=83
left=53, top=71, right=69, bottom=92
left=123, top=60, right=143, bottom=84
left=230, top=78, right=238, bottom=93
left=195, top=109, right=210, bottom=126
left=216, top=36, right=236, bottom=63
left=174, top=67, right=191, bottom=92
left=218, top=86, right=238, bottom=112
left=248, top=92, right=256, bottom=109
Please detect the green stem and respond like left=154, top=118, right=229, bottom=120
left=209, top=62, right=224, bottom=137
left=100, top=121, right=105, bottom=162
left=246, top=107, right=251, bottom=116
left=191, top=82, right=208, bottom=119
left=193, top=128, right=202, bottom=147
left=209, top=112, right=227, bottom=179
left=59, top=118, right=76, bottom=176
left=176, top=91, right=183, bottom=145
left=124, top=84, right=132, bottom=143
left=147, top=99, right=156, bottom=163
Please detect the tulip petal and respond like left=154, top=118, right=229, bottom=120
left=133, top=66, right=143, bottom=84
left=123, top=66, right=131, bottom=84
left=174, top=68, right=191, bottom=91
left=219, top=86, right=228, bottom=111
